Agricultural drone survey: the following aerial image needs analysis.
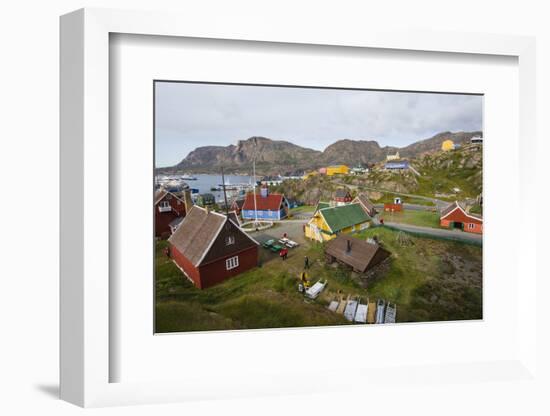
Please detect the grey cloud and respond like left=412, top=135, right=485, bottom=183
left=155, top=82, right=482, bottom=167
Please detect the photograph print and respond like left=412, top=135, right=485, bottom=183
left=154, top=81, right=483, bottom=333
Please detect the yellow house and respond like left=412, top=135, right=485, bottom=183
left=326, top=165, right=349, bottom=176
left=441, top=139, right=455, bottom=151
left=305, top=203, right=371, bottom=242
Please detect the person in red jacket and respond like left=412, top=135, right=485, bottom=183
left=279, top=248, right=288, bottom=260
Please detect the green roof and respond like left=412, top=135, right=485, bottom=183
left=319, top=203, right=371, bottom=233
left=315, top=201, right=330, bottom=212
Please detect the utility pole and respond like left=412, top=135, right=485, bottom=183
left=221, top=166, right=229, bottom=216
left=252, top=137, right=259, bottom=226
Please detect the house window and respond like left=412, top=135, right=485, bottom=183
left=159, top=201, right=170, bottom=208
left=226, top=256, right=239, bottom=270
left=468, top=223, right=475, bottom=229
left=225, top=235, right=235, bottom=246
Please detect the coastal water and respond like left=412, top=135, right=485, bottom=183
left=186, top=174, right=254, bottom=202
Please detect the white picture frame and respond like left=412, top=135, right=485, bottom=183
left=60, top=8, right=538, bottom=408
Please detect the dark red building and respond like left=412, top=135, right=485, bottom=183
left=155, top=189, right=193, bottom=238
left=168, top=206, right=259, bottom=289
left=440, top=201, right=483, bottom=234
left=352, top=193, right=377, bottom=217
left=334, top=188, right=353, bottom=205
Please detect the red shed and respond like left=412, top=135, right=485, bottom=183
left=168, top=206, right=259, bottom=289
left=155, top=189, right=192, bottom=238
left=334, top=188, right=353, bottom=205
left=439, top=201, right=483, bottom=234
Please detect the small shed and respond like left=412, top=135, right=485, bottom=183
left=334, top=188, right=352, bottom=205
left=324, top=234, right=391, bottom=273
left=384, top=197, right=403, bottom=213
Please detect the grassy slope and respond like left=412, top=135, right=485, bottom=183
left=155, top=226, right=482, bottom=332
left=354, top=228, right=482, bottom=322
left=378, top=210, right=441, bottom=228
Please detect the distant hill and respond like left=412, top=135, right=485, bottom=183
left=160, top=131, right=482, bottom=175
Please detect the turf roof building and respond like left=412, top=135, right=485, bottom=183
left=305, top=203, right=372, bottom=242
left=325, top=234, right=391, bottom=274
left=439, top=201, right=483, bottom=234
left=168, top=206, right=259, bottom=289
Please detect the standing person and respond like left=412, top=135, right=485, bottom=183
left=282, top=248, right=288, bottom=260
left=304, top=255, right=309, bottom=269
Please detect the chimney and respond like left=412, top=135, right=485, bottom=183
left=183, top=189, right=194, bottom=214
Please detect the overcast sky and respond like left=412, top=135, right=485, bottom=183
left=155, top=82, right=483, bottom=167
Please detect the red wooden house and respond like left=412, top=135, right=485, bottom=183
left=439, top=201, right=483, bottom=234
left=168, top=206, right=259, bottom=289
left=334, top=188, right=353, bottom=205
left=155, top=189, right=192, bottom=238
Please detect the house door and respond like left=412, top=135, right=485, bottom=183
left=453, top=221, right=464, bottom=230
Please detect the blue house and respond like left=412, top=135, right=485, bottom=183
left=385, top=160, right=410, bottom=170
left=241, top=186, right=289, bottom=220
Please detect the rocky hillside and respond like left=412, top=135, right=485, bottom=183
left=163, top=131, right=482, bottom=175
left=399, top=131, right=481, bottom=158
left=274, top=143, right=483, bottom=204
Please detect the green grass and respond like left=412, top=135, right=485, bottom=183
left=353, top=227, right=482, bottom=322
left=155, top=226, right=482, bottom=331
left=289, top=205, right=316, bottom=214
left=379, top=210, right=440, bottom=229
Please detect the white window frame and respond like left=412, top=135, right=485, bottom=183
left=225, top=256, right=239, bottom=270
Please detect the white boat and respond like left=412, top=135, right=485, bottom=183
left=344, top=299, right=359, bottom=322
left=180, top=174, right=197, bottom=180
left=384, top=303, right=396, bottom=324
left=375, top=299, right=386, bottom=324
left=354, top=303, right=368, bottom=323
left=327, top=300, right=339, bottom=312
left=305, top=280, right=327, bottom=299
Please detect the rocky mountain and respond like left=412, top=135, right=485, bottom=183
left=321, top=139, right=398, bottom=166
left=163, top=131, right=482, bottom=175
left=172, top=136, right=321, bottom=174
